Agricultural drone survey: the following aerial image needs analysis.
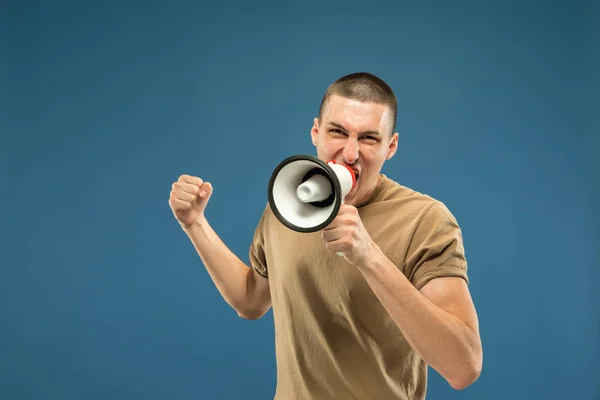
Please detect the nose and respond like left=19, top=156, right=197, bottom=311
left=343, top=139, right=359, bottom=164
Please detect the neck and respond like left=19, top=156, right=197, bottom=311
left=353, top=175, right=383, bottom=207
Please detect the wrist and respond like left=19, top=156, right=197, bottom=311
left=356, top=241, right=386, bottom=272
left=181, top=215, right=208, bottom=232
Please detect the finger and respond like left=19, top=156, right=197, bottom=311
left=172, top=182, right=200, bottom=196
left=325, top=237, right=350, bottom=253
left=178, top=174, right=204, bottom=187
left=323, top=213, right=354, bottom=231
left=338, top=204, right=358, bottom=215
left=172, top=189, right=197, bottom=203
left=198, top=182, right=213, bottom=198
left=321, top=226, right=347, bottom=242
left=323, top=213, right=345, bottom=230
left=323, top=219, right=340, bottom=231
left=169, top=198, right=192, bottom=210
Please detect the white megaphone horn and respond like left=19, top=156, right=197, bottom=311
left=267, top=154, right=357, bottom=233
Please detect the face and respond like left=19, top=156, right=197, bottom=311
left=311, top=95, right=399, bottom=206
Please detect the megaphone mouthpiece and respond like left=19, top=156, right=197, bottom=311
left=296, top=173, right=331, bottom=203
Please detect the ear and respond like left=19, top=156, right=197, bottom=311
left=310, top=117, right=319, bottom=146
left=385, top=132, right=399, bottom=160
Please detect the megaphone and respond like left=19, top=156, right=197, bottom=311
left=268, top=154, right=357, bottom=233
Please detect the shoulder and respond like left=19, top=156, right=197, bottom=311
left=254, top=202, right=275, bottom=230
left=373, top=175, right=462, bottom=230
left=253, top=202, right=287, bottom=238
left=375, top=175, right=444, bottom=212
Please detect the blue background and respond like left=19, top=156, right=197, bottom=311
left=2, top=0, right=598, bottom=399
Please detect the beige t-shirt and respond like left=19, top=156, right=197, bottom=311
left=250, top=174, right=469, bottom=400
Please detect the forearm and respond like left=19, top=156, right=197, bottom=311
left=182, top=216, right=255, bottom=314
left=358, top=253, right=480, bottom=389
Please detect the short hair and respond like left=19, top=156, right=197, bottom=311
left=318, top=72, right=398, bottom=134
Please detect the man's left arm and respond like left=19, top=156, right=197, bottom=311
left=322, top=202, right=483, bottom=390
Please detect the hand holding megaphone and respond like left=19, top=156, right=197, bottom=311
left=320, top=203, right=378, bottom=266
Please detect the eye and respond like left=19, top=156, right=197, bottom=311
left=361, top=135, right=379, bottom=143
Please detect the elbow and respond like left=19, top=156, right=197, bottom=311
left=449, top=368, right=481, bottom=390
left=237, top=310, right=262, bottom=320
left=235, top=304, right=269, bottom=320
left=448, top=354, right=482, bottom=390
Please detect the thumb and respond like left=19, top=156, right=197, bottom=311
left=198, top=182, right=213, bottom=200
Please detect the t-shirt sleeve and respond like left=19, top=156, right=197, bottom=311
left=405, top=201, right=469, bottom=290
left=249, top=205, right=269, bottom=279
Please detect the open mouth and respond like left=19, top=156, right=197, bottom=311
left=352, top=171, right=360, bottom=189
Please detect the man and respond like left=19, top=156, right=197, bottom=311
left=168, top=72, right=483, bottom=399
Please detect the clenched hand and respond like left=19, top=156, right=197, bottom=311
left=321, top=204, right=380, bottom=267
left=169, top=174, right=213, bottom=228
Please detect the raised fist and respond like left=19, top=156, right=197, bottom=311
left=169, top=174, right=213, bottom=227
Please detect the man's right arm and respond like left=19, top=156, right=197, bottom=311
left=182, top=215, right=272, bottom=320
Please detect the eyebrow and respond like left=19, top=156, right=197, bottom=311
left=327, top=121, right=382, bottom=137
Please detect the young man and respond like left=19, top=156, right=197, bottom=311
left=169, top=72, right=483, bottom=400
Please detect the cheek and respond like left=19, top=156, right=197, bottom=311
left=366, top=149, right=387, bottom=165
left=320, top=140, right=341, bottom=156
left=359, top=155, right=383, bottom=178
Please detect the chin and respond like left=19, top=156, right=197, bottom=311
left=344, top=188, right=360, bottom=204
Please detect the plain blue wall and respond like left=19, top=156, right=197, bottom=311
left=2, top=0, right=598, bottom=399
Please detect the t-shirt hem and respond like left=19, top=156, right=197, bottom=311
left=413, top=269, right=469, bottom=290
